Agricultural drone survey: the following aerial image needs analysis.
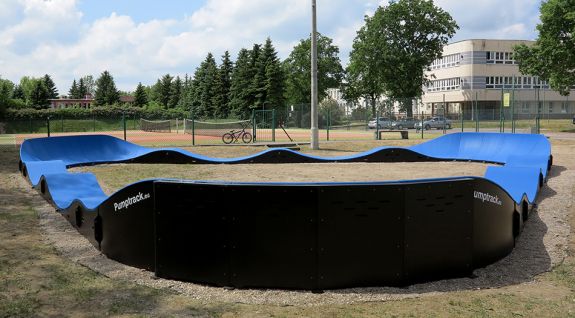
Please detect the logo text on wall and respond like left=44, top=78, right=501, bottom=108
left=473, top=191, right=502, bottom=206
left=114, top=192, right=151, bottom=211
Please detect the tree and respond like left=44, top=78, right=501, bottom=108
left=30, top=80, right=50, bottom=109
left=158, top=74, right=173, bottom=109
left=212, top=51, right=234, bottom=118
left=229, top=49, right=254, bottom=118
left=94, top=71, right=120, bottom=106
left=78, top=78, right=88, bottom=98
left=19, top=76, right=39, bottom=105
left=514, top=0, right=575, bottom=95
left=13, top=84, right=25, bottom=101
left=195, top=53, right=219, bottom=117
left=69, top=79, right=79, bottom=99
left=169, top=76, right=182, bottom=109
left=283, top=33, right=344, bottom=105
left=43, top=74, right=58, bottom=99
left=254, top=38, right=285, bottom=110
left=82, top=75, right=96, bottom=96
left=0, top=78, right=15, bottom=116
left=347, top=0, right=458, bottom=116
left=134, top=82, right=148, bottom=107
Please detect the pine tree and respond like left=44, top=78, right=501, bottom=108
left=43, top=74, right=58, bottom=99
left=134, top=82, right=148, bottom=107
left=30, top=80, right=49, bottom=109
left=192, top=53, right=218, bottom=118
left=246, top=44, right=261, bottom=111
left=212, top=51, right=233, bottom=118
left=69, top=79, right=79, bottom=99
left=257, top=38, right=285, bottom=110
left=78, top=78, right=88, bottom=98
left=159, top=74, right=173, bottom=109
left=169, top=76, right=182, bottom=109
left=13, top=85, right=25, bottom=100
left=94, top=71, right=120, bottom=106
left=229, top=49, right=253, bottom=119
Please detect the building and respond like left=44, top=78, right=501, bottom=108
left=49, top=94, right=93, bottom=109
left=421, top=39, right=575, bottom=119
left=49, top=94, right=135, bottom=109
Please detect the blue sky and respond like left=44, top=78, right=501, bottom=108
left=0, top=0, right=542, bottom=93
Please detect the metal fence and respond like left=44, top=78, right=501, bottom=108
left=1, top=99, right=573, bottom=149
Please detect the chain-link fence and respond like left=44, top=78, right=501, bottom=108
left=1, top=94, right=574, bottom=149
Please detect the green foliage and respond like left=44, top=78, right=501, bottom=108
left=257, top=38, right=286, bottom=110
left=13, top=85, right=25, bottom=100
left=229, top=48, right=254, bottom=119
left=43, top=74, right=58, bottom=99
left=78, top=78, right=88, bottom=98
left=158, top=74, right=173, bottom=108
left=212, top=51, right=233, bottom=118
left=94, top=71, right=120, bottom=106
left=5, top=105, right=189, bottom=121
left=82, top=75, right=95, bottom=96
left=192, top=53, right=218, bottom=118
left=514, top=0, right=575, bottom=95
left=29, top=80, right=50, bottom=109
left=68, top=79, right=79, bottom=99
left=347, top=0, right=458, bottom=116
left=169, top=76, right=182, bottom=109
left=134, top=83, right=148, bottom=108
left=0, top=78, right=15, bottom=117
left=283, top=33, right=344, bottom=105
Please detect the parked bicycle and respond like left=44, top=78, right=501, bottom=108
left=222, top=125, right=253, bottom=144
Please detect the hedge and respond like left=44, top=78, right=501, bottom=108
left=3, top=105, right=191, bottom=120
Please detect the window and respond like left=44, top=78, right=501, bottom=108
left=429, top=53, right=462, bottom=70
left=486, top=51, right=518, bottom=64
left=521, top=102, right=529, bottom=113
left=426, top=77, right=461, bottom=92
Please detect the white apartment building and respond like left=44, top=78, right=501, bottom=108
left=422, top=39, right=575, bottom=119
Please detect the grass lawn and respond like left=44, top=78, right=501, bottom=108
left=1, top=137, right=575, bottom=317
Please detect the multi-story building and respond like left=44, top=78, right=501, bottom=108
left=421, top=39, right=574, bottom=119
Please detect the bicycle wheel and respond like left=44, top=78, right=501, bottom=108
left=242, top=132, right=252, bottom=143
left=222, top=133, right=234, bottom=144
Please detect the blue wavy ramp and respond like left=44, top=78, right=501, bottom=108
left=18, top=132, right=552, bottom=289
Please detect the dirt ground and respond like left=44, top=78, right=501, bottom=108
left=2, top=136, right=575, bottom=317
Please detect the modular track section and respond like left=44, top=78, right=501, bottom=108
left=19, top=133, right=552, bottom=290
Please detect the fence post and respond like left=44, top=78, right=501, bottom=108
left=93, top=113, right=96, bottom=132
left=475, top=92, right=479, bottom=132
left=461, top=104, right=464, bottom=132
left=272, top=108, right=276, bottom=142
left=122, top=112, right=126, bottom=141
left=46, top=117, right=51, bottom=137
left=61, top=114, right=64, bottom=133
left=421, top=112, right=424, bottom=139
left=191, top=112, right=195, bottom=146
left=327, top=108, right=330, bottom=141
left=443, top=94, right=446, bottom=134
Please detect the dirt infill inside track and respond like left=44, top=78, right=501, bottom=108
left=71, top=161, right=492, bottom=195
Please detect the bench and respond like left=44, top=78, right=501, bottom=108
left=375, top=130, right=409, bottom=140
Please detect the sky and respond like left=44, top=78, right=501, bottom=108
left=0, top=0, right=542, bottom=94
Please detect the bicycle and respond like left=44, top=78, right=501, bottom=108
left=222, top=125, right=253, bottom=144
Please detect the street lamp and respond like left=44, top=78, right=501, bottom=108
left=310, top=0, right=319, bottom=150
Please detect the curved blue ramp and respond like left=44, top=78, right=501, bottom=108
left=19, top=132, right=552, bottom=290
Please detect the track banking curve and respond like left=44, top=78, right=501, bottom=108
left=19, top=133, right=552, bottom=290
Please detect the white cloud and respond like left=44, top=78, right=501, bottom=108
left=0, top=0, right=542, bottom=93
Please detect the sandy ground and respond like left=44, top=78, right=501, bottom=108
left=32, top=136, right=574, bottom=306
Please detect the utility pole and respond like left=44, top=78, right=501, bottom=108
left=310, top=0, right=319, bottom=149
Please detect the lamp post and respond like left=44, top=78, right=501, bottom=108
left=310, top=0, right=319, bottom=149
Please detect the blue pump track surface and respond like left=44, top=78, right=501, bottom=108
left=20, top=132, right=551, bottom=212
left=18, top=132, right=554, bottom=289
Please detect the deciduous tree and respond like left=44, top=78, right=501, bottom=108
left=514, top=0, right=575, bottom=95
left=347, top=0, right=458, bottom=116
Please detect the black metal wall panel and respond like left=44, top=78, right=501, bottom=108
left=98, top=180, right=156, bottom=271
left=154, top=182, right=230, bottom=286
left=317, top=186, right=404, bottom=289
left=227, top=186, right=317, bottom=289
left=472, top=178, right=516, bottom=267
left=403, top=180, right=474, bottom=283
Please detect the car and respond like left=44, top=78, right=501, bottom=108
left=391, top=118, right=418, bottom=130
left=414, top=117, right=452, bottom=130
left=368, top=117, right=393, bottom=129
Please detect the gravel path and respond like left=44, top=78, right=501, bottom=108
left=31, top=140, right=573, bottom=306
